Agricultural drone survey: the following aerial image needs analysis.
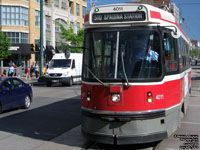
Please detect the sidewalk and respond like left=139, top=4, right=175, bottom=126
left=156, top=95, right=200, bottom=150
left=19, top=76, right=45, bottom=86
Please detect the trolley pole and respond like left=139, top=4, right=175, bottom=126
left=40, top=0, right=44, bottom=76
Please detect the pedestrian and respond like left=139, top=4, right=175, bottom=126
left=30, top=65, right=35, bottom=78
left=3, top=69, right=7, bottom=77
left=43, top=64, right=48, bottom=76
left=26, top=66, right=31, bottom=80
left=35, top=63, right=39, bottom=79
left=13, top=63, right=17, bottom=76
left=8, top=64, right=14, bottom=77
left=195, top=57, right=198, bottom=66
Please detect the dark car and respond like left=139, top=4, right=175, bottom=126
left=0, top=77, right=33, bottom=113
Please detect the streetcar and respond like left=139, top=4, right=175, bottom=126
left=81, top=3, right=191, bottom=145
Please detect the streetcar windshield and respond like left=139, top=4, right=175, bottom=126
left=83, top=28, right=162, bottom=81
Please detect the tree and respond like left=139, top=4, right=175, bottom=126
left=57, top=22, right=84, bottom=53
left=0, top=28, right=11, bottom=61
left=190, top=49, right=199, bottom=57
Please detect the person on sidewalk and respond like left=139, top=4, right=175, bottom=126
left=8, top=64, right=14, bottom=77
left=26, top=66, right=31, bottom=80
left=30, top=65, right=35, bottom=78
left=35, top=63, right=39, bottom=79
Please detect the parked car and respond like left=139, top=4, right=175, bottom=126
left=0, top=77, right=33, bottom=113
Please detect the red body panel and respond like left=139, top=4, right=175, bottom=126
left=81, top=74, right=191, bottom=112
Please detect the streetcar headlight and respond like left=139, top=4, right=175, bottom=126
left=111, top=94, right=120, bottom=103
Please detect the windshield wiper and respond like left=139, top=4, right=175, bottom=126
left=86, top=67, right=108, bottom=88
left=121, top=51, right=130, bottom=88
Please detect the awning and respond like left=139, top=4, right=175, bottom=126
left=9, top=44, right=33, bottom=55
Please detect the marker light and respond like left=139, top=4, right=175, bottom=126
left=94, top=8, right=99, bottom=12
left=86, top=91, right=91, bottom=102
left=111, top=94, right=121, bottom=103
left=147, top=91, right=153, bottom=103
left=138, top=5, right=143, bottom=10
left=147, top=92, right=152, bottom=97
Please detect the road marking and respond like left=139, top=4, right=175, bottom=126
left=181, top=121, right=200, bottom=125
left=189, top=105, right=200, bottom=107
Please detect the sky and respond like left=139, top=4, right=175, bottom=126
left=86, top=0, right=200, bottom=42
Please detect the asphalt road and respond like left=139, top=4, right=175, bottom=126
left=0, top=84, right=82, bottom=150
left=0, top=66, right=199, bottom=150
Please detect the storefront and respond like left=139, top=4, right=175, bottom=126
left=3, top=44, right=33, bottom=67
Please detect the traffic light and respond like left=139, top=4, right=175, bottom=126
left=31, top=43, right=36, bottom=51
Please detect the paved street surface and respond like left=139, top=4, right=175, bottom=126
left=0, top=66, right=200, bottom=150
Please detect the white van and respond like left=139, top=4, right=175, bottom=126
left=45, top=53, right=82, bottom=87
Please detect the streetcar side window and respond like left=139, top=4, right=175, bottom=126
left=178, top=37, right=190, bottom=72
left=163, top=33, right=178, bottom=73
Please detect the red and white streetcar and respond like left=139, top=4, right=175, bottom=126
left=81, top=3, right=191, bottom=145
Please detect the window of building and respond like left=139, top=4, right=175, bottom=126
left=54, top=0, right=59, bottom=7
left=76, top=3, right=80, bottom=16
left=46, top=15, right=51, bottom=31
left=62, top=0, right=66, bottom=9
left=4, top=32, right=28, bottom=44
left=0, top=6, right=28, bottom=26
left=21, top=7, right=28, bottom=26
left=77, top=22, right=80, bottom=33
left=35, top=10, right=40, bottom=27
left=45, top=0, right=48, bottom=5
left=35, top=39, right=40, bottom=45
left=55, top=18, right=67, bottom=33
left=35, top=0, right=40, bottom=3
left=82, top=6, right=87, bottom=19
left=21, top=32, right=28, bottom=43
left=46, top=40, right=51, bottom=46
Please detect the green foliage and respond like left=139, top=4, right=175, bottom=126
left=57, top=22, right=84, bottom=53
left=190, top=49, right=199, bottom=57
left=0, top=28, right=11, bottom=61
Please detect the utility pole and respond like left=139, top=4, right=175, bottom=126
left=40, top=0, right=44, bottom=76
left=90, top=0, right=96, bottom=8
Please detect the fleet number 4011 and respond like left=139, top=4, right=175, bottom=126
left=113, top=7, right=123, bottom=11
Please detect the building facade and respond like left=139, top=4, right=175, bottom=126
left=0, top=0, right=87, bottom=68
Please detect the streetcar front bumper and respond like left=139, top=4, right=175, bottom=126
left=81, top=109, right=168, bottom=145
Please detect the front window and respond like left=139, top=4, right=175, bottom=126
left=83, top=28, right=162, bottom=81
left=49, top=59, right=71, bottom=68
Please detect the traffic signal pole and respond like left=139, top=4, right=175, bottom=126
left=40, top=0, right=44, bottom=76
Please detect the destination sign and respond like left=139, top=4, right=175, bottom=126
left=92, top=12, right=146, bottom=23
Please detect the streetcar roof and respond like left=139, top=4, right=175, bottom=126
left=84, top=3, right=189, bottom=42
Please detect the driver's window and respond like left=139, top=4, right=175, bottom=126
left=0, top=80, right=13, bottom=92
